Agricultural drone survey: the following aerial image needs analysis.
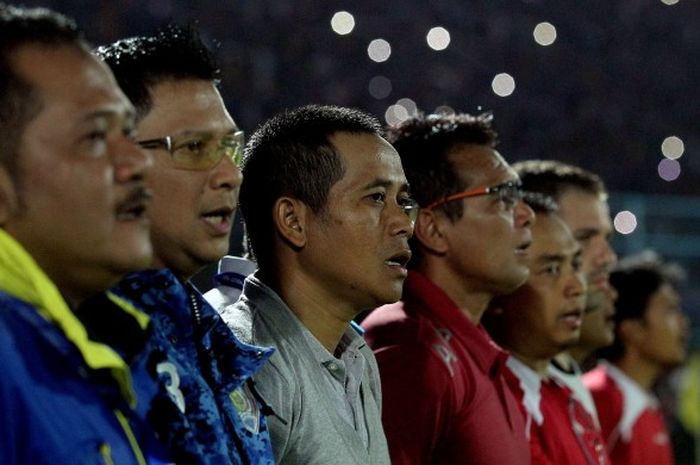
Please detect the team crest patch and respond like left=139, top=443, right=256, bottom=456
left=230, top=384, right=261, bottom=434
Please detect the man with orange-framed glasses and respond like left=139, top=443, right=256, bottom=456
left=362, top=111, right=534, bottom=465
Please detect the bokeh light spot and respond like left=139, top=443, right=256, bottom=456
left=658, top=158, right=681, bottom=181
left=330, top=11, right=355, bottom=35
left=368, top=39, right=392, bottom=63
left=427, top=27, right=451, bottom=51
left=434, top=105, right=455, bottom=115
left=492, top=73, right=516, bottom=97
left=368, top=76, right=392, bottom=99
left=385, top=104, right=410, bottom=126
left=661, top=136, right=684, bottom=160
left=396, top=98, right=417, bottom=116
left=533, top=22, right=557, bottom=46
left=614, top=211, right=638, bottom=235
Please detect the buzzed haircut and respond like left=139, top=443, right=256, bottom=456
left=241, top=104, right=383, bottom=272
left=513, top=160, right=607, bottom=202
left=599, top=251, right=685, bottom=362
left=524, top=192, right=559, bottom=215
left=386, top=111, right=498, bottom=222
left=0, top=3, right=86, bottom=174
left=95, top=24, right=219, bottom=119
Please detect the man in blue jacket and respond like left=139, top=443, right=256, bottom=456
left=92, top=26, right=275, bottom=465
left=0, top=4, right=165, bottom=464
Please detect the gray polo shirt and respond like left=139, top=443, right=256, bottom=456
left=219, top=274, right=390, bottom=465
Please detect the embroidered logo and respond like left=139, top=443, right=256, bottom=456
left=432, top=327, right=457, bottom=377
left=230, top=384, right=260, bottom=434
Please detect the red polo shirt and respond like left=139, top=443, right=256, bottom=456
left=584, top=363, right=674, bottom=465
left=362, top=271, right=530, bottom=465
left=504, top=357, right=610, bottom=465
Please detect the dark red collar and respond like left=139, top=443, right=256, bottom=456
left=403, top=271, right=508, bottom=376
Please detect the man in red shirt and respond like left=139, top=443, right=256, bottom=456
left=484, top=199, right=610, bottom=465
left=584, top=253, right=690, bottom=465
left=362, top=112, right=533, bottom=465
left=514, top=161, right=618, bottom=424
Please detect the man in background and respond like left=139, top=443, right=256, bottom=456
left=514, top=160, right=618, bottom=422
left=585, top=252, right=689, bottom=465
left=485, top=200, right=609, bottom=465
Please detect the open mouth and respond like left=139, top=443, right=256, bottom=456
left=560, top=307, right=584, bottom=326
left=201, top=206, right=234, bottom=226
left=385, top=249, right=412, bottom=269
left=116, top=187, right=151, bottom=221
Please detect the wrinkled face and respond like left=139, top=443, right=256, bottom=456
left=634, top=283, right=689, bottom=368
left=2, top=44, right=151, bottom=305
left=137, top=79, right=242, bottom=279
left=557, top=188, right=616, bottom=293
left=497, top=214, right=587, bottom=360
left=302, top=132, right=414, bottom=312
left=577, top=287, right=617, bottom=353
left=440, top=145, right=534, bottom=296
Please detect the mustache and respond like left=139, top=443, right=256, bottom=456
left=116, top=185, right=152, bottom=215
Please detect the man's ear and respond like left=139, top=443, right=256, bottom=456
left=413, top=209, right=449, bottom=255
left=0, top=165, right=18, bottom=226
left=273, top=196, right=308, bottom=248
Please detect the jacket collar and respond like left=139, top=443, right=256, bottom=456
left=0, top=229, right=144, bottom=406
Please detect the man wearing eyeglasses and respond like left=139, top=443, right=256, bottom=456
left=215, top=104, right=415, bottom=465
left=361, top=112, right=533, bottom=465
left=90, top=26, right=275, bottom=465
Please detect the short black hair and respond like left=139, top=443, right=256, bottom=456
left=241, top=104, right=383, bottom=272
left=0, top=3, right=85, bottom=174
left=598, top=251, right=685, bottom=362
left=387, top=111, right=498, bottom=268
left=524, top=192, right=559, bottom=214
left=95, top=24, right=219, bottom=119
left=386, top=111, right=498, bottom=222
left=513, top=160, right=607, bottom=202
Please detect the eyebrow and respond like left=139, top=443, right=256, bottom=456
left=573, top=228, right=600, bottom=241
left=363, top=178, right=410, bottom=193
left=80, top=108, right=136, bottom=130
left=174, top=128, right=239, bottom=138
left=535, top=253, right=566, bottom=265
left=81, top=109, right=123, bottom=123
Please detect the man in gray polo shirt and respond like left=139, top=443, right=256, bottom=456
left=213, top=104, right=416, bottom=465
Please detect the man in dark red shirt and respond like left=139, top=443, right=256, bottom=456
left=584, top=253, right=689, bottom=465
left=485, top=200, right=610, bottom=465
left=362, top=112, right=533, bottom=465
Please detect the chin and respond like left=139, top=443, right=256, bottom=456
left=110, top=244, right=153, bottom=274
left=366, top=288, right=403, bottom=310
left=501, top=271, right=530, bottom=294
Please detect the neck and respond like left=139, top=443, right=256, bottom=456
left=152, top=254, right=199, bottom=283
left=568, top=346, right=590, bottom=366
left=419, top=261, right=492, bottom=323
left=511, top=349, right=551, bottom=376
left=553, top=351, right=577, bottom=371
left=614, top=354, right=662, bottom=391
left=270, top=268, right=355, bottom=354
